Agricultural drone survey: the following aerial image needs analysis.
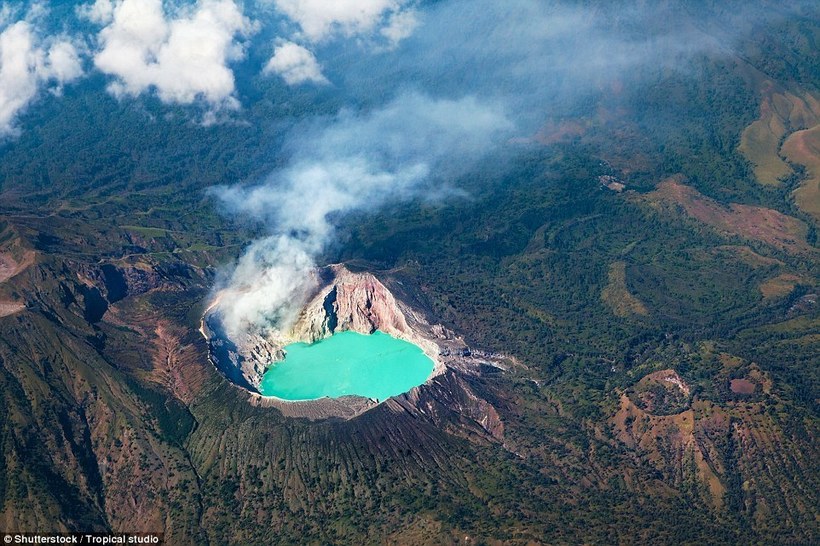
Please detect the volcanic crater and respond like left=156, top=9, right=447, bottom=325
left=202, top=264, right=508, bottom=424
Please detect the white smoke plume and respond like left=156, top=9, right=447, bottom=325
left=213, top=92, right=512, bottom=335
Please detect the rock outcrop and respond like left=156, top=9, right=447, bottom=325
left=289, top=265, right=445, bottom=376
left=292, top=266, right=411, bottom=341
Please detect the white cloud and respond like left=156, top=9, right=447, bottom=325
left=263, top=40, right=327, bottom=85
left=260, top=0, right=417, bottom=85
left=77, top=0, right=115, bottom=25
left=89, top=0, right=254, bottom=108
left=0, top=5, right=14, bottom=27
left=46, top=40, right=84, bottom=84
left=0, top=20, right=82, bottom=137
left=273, top=0, right=415, bottom=44
left=380, top=9, right=418, bottom=45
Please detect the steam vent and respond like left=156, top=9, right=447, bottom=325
left=202, top=265, right=509, bottom=421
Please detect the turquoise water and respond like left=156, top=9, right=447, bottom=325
left=258, top=331, right=434, bottom=401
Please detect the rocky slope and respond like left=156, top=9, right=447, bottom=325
left=290, top=265, right=448, bottom=372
